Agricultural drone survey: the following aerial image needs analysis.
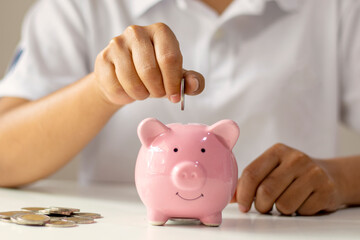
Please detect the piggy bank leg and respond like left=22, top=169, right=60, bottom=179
left=200, top=212, right=222, bottom=227
left=147, top=209, right=168, bottom=226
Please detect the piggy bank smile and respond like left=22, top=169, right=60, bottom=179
left=176, top=192, right=204, bottom=201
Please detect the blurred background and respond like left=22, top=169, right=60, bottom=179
left=1, top=1, right=359, bottom=181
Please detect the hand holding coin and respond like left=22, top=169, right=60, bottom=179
left=94, top=23, right=205, bottom=107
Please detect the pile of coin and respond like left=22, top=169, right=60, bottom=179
left=0, top=207, right=102, bottom=228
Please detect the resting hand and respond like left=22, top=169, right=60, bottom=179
left=232, top=143, right=343, bottom=215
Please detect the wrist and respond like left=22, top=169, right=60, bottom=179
left=315, top=158, right=352, bottom=206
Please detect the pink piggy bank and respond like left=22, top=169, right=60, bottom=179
left=135, top=118, right=240, bottom=226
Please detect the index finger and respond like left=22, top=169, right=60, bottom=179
left=147, top=23, right=183, bottom=102
left=236, top=144, right=288, bottom=212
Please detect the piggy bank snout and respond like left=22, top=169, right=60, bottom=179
left=171, top=162, right=206, bottom=191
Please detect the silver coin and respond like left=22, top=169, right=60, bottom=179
left=72, top=212, right=103, bottom=219
left=168, top=218, right=201, bottom=224
left=0, top=211, right=30, bottom=219
left=45, top=220, right=77, bottom=228
left=48, top=207, right=80, bottom=216
left=21, top=207, right=48, bottom=213
left=38, top=208, right=51, bottom=215
left=50, top=206, right=80, bottom=212
left=0, top=218, right=13, bottom=223
left=50, top=216, right=65, bottom=221
left=10, top=213, right=25, bottom=224
left=63, top=216, right=95, bottom=224
left=180, top=78, right=185, bottom=111
left=15, top=213, right=50, bottom=226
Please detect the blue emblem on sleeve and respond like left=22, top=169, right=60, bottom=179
left=7, top=48, right=24, bottom=73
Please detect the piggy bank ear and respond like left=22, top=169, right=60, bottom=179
left=208, top=120, right=240, bottom=150
left=137, top=118, right=170, bottom=147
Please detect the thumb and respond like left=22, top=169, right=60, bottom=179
left=183, top=69, right=205, bottom=96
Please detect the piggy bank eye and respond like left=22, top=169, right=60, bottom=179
left=201, top=148, right=206, bottom=153
left=173, top=148, right=179, bottom=153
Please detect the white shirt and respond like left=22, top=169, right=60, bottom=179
left=0, top=0, right=359, bottom=184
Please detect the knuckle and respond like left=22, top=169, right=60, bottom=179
left=139, top=67, right=166, bottom=98
left=254, top=202, right=272, bottom=214
left=309, top=165, right=325, bottom=177
left=97, top=49, right=110, bottom=62
left=158, top=52, right=182, bottom=65
left=124, top=25, right=143, bottom=38
left=151, top=88, right=166, bottom=98
left=109, top=38, right=117, bottom=47
left=241, top=167, right=259, bottom=183
left=286, top=151, right=309, bottom=168
left=270, top=143, right=288, bottom=156
left=272, top=143, right=287, bottom=151
left=257, top=183, right=275, bottom=200
left=141, top=63, right=159, bottom=75
left=275, top=201, right=295, bottom=215
left=136, top=92, right=150, bottom=100
left=153, top=22, right=170, bottom=32
left=326, top=179, right=336, bottom=190
left=127, top=84, right=149, bottom=100
left=109, top=36, right=126, bottom=49
left=293, top=151, right=308, bottom=162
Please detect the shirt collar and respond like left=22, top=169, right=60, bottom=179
left=128, top=0, right=163, bottom=18
left=128, top=0, right=300, bottom=19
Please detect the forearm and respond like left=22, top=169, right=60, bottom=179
left=0, top=73, right=120, bottom=187
left=317, top=156, right=360, bottom=206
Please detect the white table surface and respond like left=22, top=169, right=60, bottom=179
left=0, top=179, right=359, bottom=240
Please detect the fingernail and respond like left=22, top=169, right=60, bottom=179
left=170, top=94, right=180, bottom=103
left=190, top=76, right=200, bottom=93
left=238, top=204, right=248, bottom=213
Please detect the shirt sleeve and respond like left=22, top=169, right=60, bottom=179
left=0, top=0, right=89, bottom=100
left=339, top=0, right=360, bottom=133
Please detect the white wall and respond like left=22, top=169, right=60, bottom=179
left=0, top=1, right=359, bottom=180
left=0, top=1, right=35, bottom=77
